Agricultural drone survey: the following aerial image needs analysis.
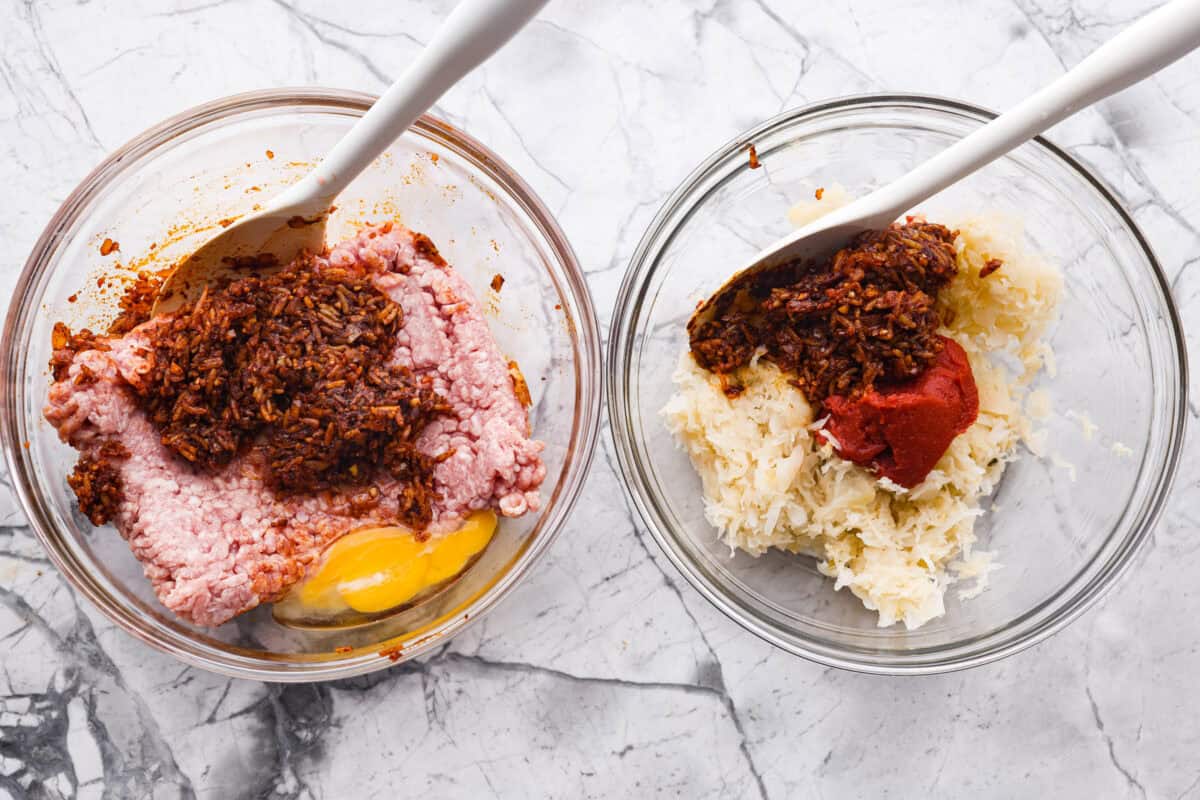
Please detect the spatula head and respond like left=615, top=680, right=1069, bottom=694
left=687, top=221, right=869, bottom=335
left=152, top=210, right=328, bottom=315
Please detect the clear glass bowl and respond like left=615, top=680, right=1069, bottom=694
left=1, top=88, right=601, bottom=680
left=607, top=94, right=1187, bottom=674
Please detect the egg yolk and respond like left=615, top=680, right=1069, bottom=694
left=274, top=510, right=498, bottom=626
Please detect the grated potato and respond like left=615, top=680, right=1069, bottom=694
left=662, top=215, right=1062, bottom=629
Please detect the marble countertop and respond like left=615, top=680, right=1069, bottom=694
left=3, top=0, right=1199, bottom=797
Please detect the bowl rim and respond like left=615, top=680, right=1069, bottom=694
left=1, top=87, right=603, bottom=681
left=606, top=92, right=1188, bottom=675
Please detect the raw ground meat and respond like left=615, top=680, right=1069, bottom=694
left=44, top=226, right=546, bottom=626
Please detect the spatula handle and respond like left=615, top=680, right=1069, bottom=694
left=275, top=0, right=549, bottom=211
left=862, top=0, right=1200, bottom=221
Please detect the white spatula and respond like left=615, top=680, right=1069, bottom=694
left=155, top=0, right=549, bottom=314
left=692, top=0, right=1200, bottom=330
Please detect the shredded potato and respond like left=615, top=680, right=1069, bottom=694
left=662, top=215, right=1062, bottom=629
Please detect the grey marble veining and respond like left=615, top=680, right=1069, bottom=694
left=2, top=0, right=1199, bottom=797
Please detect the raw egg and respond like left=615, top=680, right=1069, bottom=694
left=273, top=510, right=498, bottom=628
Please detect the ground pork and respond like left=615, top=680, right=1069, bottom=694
left=44, top=226, right=546, bottom=626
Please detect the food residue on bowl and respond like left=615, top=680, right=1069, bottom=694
left=45, top=224, right=546, bottom=627
left=664, top=198, right=1062, bottom=629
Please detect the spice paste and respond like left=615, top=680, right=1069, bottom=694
left=822, top=336, right=978, bottom=487
left=689, top=221, right=978, bottom=486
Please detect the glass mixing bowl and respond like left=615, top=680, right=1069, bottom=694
left=1, top=88, right=601, bottom=680
left=607, top=94, right=1187, bottom=674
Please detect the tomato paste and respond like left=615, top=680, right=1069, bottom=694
left=821, top=337, right=979, bottom=488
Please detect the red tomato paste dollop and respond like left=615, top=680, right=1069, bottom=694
left=821, top=337, right=979, bottom=488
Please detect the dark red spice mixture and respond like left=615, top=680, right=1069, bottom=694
left=747, top=144, right=761, bottom=169
left=979, top=258, right=1003, bottom=279
left=50, top=271, right=159, bottom=390
left=107, top=273, right=161, bottom=335
left=689, top=222, right=960, bottom=407
left=67, top=441, right=130, bottom=525
left=50, top=323, right=109, bottom=382
left=51, top=258, right=451, bottom=529
left=136, top=258, right=450, bottom=527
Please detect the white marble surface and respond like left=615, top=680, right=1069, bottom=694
left=2, top=0, right=1199, bottom=797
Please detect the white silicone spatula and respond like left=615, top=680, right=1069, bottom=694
left=155, top=0, right=549, bottom=314
left=692, top=0, right=1200, bottom=328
